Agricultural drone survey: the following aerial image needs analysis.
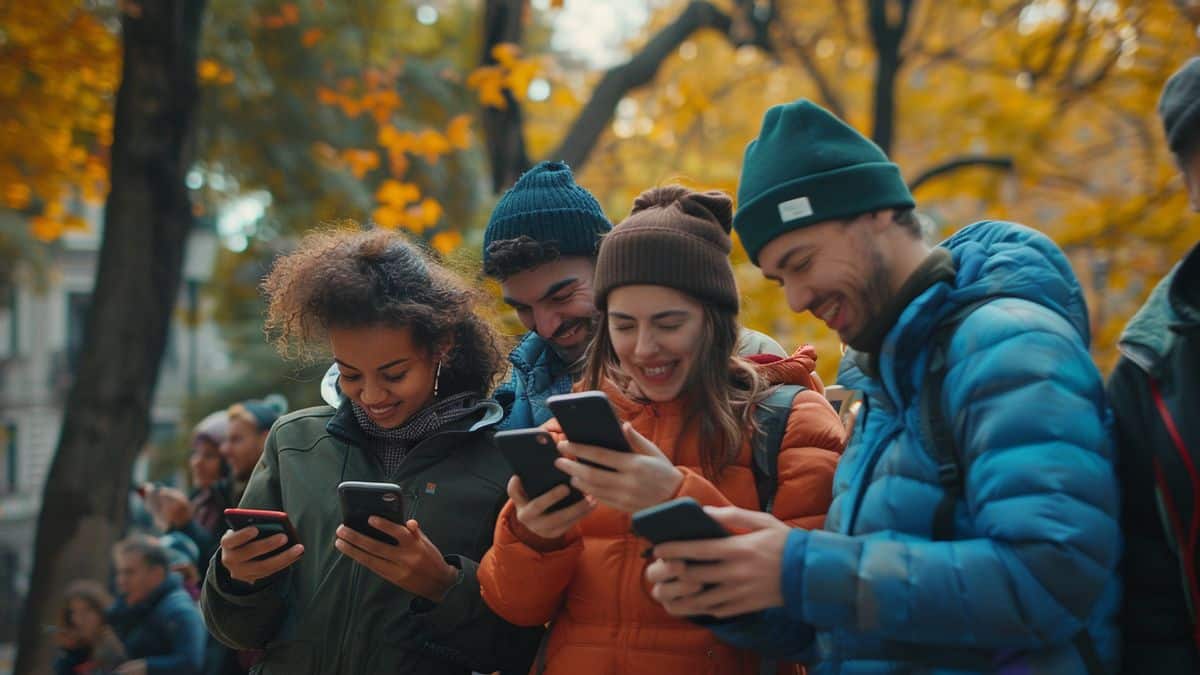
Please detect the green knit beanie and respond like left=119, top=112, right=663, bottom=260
left=1159, top=57, right=1200, bottom=155
left=594, top=186, right=738, bottom=312
left=482, top=161, right=611, bottom=264
left=733, top=99, right=915, bottom=265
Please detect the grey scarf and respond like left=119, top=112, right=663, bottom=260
left=351, top=392, right=479, bottom=479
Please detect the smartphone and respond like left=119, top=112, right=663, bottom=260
left=223, top=508, right=300, bottom=560
left=495, top=429, right=584, bottom=512
left=632, top=497, right=729, bottom=623
left=547, top=391, right=630, bottom=470
left=631, top=497, right=729, bottom=545
left=337, top=481, right=406, bottom=545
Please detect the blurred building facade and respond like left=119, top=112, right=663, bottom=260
left=0, top=214, right=226, bottom=641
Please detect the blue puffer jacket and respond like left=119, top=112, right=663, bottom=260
left=494, top=332, right=575, bottom=430
left=108, top=574, right=206, bottom=675
left=712, top=221, right=1120, bottom=673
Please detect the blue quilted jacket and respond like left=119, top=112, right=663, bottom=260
left=712, top=221, right=1120, bottom=673
left=494, top=331, right=575, bottom=430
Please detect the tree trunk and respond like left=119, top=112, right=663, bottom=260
left=481, top=0, right=530, bottom=193
left=13, top=2, right=205, bottom=673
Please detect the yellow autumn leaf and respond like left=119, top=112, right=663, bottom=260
left=375, top=179, right=420, bottom=208
left=198, top=59, right=222, bottom=82
left=446, top=114, right=472, bottom=150
left=490, top=43, right=522, bottom=68
left=372, top=206, right=404, bottom=230
left=413, top=130, right=451, bottom=164
left=430, top=230, right=463, bottom=255
left=4, top=182, right=31, bottom=210
left=30, top=215, right=65, bottom=242
left=341, top=149, right=379, bottom=178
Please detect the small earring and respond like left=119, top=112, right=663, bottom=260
left=433, top=360, right=442, bottom=398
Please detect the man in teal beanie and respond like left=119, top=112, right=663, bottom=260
left=644, top=99, right=1120, bottom=674
left=482, top=160, right=612, bottom=429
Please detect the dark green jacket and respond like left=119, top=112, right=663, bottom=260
left=1111, top=242, right=1200, bottom=674
left=199, top=400, right=542, bottom=675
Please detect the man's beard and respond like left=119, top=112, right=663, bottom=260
left=548, top=314, right=596, bottom=363
left=843, top=245, right=894, bottom=352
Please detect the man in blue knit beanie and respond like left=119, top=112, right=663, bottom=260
left=481, top=160, right=612, bottom=429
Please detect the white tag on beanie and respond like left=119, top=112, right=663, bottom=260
left=777, top=196, right=813, bottom=223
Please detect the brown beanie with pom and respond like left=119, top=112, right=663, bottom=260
left=594, top=185, right=738, bottom=311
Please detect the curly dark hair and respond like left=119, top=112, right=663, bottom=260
left=262, top=226, right=504, bottom=397
left=482, top=235, right=566, bottom=280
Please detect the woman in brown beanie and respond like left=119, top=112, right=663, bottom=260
left=478, top=186, right=845, bottom=675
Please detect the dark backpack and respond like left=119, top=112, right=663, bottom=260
left=751, top=384, right=806, bottom=513
left=919, top=301, right=1106, bottom=675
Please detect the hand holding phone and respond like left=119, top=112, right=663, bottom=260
left=220, top=508, right=304, bottom=584
left=631, top=497, right=729, bottom=547
left=495, top=429, right=584, bottom=512
left=547, top=392, right=631, bottom=470
left=338, top=481, right=406, bottom=545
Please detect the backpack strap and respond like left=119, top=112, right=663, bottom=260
left=750, top=383, right=804, bottom=675
left=918, top=299, right=990, bottom=542
left=752, top=384, right=806, bottom=513
left=918, top=298, right=1107, bottom=675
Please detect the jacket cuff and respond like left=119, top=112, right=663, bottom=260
left=781, top=528, right=810, bottom=623
left=499, top=501, right=581, bottom=553
left=409, top=555, right=476, bottom=634
left=208, top=557, right=281, bottom=604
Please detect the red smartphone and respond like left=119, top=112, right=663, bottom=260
left=223, top=508, right=300, bottom=560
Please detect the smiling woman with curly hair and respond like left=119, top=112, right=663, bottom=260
left=200, top=225, right=542, bottom=675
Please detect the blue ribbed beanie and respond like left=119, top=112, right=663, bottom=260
left=482, top=161, right=611, bottom=264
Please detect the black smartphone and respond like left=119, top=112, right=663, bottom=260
left=337, top=481, right=406, bottom=545
left=223, top=508, right=300, bottom=560
left=631, top=497, right=729, bottom=545
left=495, top=428, right=584, bottom=512
left=547, top=391, right=631, bottom=470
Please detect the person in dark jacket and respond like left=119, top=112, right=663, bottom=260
left=644, top=99, right=1119, bottom=673
left=200, top=227, right=542, bottom=675
left=52, top=580, right=126, bottom=675
left=1112, top=56, right=1200, bottom=674
left=109, top=536, right=206, bottom=675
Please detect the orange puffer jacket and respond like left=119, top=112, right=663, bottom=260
left=478, top=346, right=846, bottom=675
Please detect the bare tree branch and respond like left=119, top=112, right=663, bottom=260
left=550, top=0, right=769, bottom=172
left=908, top=154, right=1015, bottom=192
left=776, top=24, right=847, bottom=119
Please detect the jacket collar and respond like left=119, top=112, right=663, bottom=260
left=108, top=573, right=181, bottom=623
left=325, top=396, right=504, bottom=448
left=1119, top=242, right=1200, bottom=375
left=508, top=331, right=570, bottom=377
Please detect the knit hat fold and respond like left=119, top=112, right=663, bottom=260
left=733, top=99, right=915, bottom=265
left=595, top=186, right=738, bottom=311
left=482, top=161, right=611, bottom=263
left=1159, top=57, right=1200, bottom=155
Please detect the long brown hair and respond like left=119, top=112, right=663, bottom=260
left=58, top=579, right=113, bottom=630
left=585, top=302, right=770, bottom=479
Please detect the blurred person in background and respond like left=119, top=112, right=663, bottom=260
left=52, top=580, right=126, bottom=675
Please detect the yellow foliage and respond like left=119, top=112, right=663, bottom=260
left=0, top=1, right=119, bottom=241
left=341, top=149, right=380, bottom=178
left=446, top=114, right=473, bottom=150
left=431, top=230, right=464, bottom=255
left=375, top=180, right=421, bottom=208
